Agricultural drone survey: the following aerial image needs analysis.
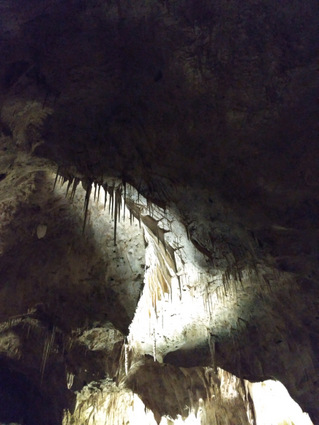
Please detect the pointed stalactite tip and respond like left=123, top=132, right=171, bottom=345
left=82, top=180, right=92, bottom=234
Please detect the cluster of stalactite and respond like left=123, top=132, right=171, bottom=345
left=53, top=167, right=261, bottom=284
left=0, top=315, right=59, bottom=384
left=53, top=168, right=184, bottom=310
left=52, top=167, right=309, bottom=399
left=0, top=308, right=99, bottom=389
left=54, top=169, right=164, bottom=243
left=53, top=169, right=282, bottom=363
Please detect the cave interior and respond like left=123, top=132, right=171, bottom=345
left=0, top=0, right=318, bottom=424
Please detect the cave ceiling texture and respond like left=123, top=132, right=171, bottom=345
left=0, top=0, right=318, bottom=424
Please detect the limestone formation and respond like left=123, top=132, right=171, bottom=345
left=0, top=0, right=318, bottom=424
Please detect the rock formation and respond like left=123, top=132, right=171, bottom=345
left=0, top=0, right=318, bottom=424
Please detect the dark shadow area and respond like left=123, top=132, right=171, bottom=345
left=4, top=61, right=29, bottom=88
left=0, top=359, right=60, bottom=425
left=164, top=343, right=211, bottom=368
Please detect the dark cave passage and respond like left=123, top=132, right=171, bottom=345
left=0, top=360, right=62, bottom=425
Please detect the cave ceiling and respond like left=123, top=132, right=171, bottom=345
left=0, top=0, right=318, bottom=424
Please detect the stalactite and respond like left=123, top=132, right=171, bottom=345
left=108, top=185, right=114, bottom=216
left=222, top=274, right=227, bottom=297
left=26, top=323, right=31, bottom=339
left=97, top=183, right=101, bottom=203
left=215, top=287, right=219, bottom=302
left=184, top=224, right=190, bottom=240
left=147, top=198, right=153, bottom=216
left=67, top=372, right=74, bottom=389
left=153, top=328, right=156, bottom=362
left=114, top=189, right=118, bottom=223
left=205, top=287, right=212, bottom=320
left=124, top=342, right=129, bottom=375
left=53, top=167, right=60, bottom=189
left=208, top=332, right=216, bottom=371
left=234, top=278, right=238, bottom=297
left=40, top=326, right=56, bottom=384
left=113, top=186, right=121, bottom=246
left=177, top=275, right=182, bottom=300
left=102, top=183, right=108, bottom=209
left=60, top=176, right=67, bottom=187
left=148, top=311, right=152, bottom=336
left=83, top=181, right=92, bottom=233
left=129, top=208, right=133, bottom=226
left=123, top=181, right=126, bottom=220
left=116, top=186, right=122, bottom=223
left=237, top=267, right=243, bottom=284
left=263, top=275, right=272, bottom=292
left=70, top=177, right=80, bottom=201
left=188, top=388, right=194, bottom=415
left=65, top=177, right=73, bottom=197
left=94, top=182, right=98, bottom=202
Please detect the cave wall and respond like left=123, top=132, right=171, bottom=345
left=0, top=0, right=318, bottom=423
